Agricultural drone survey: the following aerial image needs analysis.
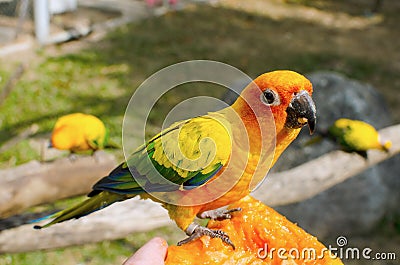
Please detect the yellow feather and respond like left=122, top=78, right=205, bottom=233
left=151, top=114, right=232, bottom=179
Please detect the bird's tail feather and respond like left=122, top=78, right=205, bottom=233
left=382, top=141, right=392, bottom=152
left=105, top=138, right=121, bottom=149
left=104, top=129, right=121, bottom=149
left=32, top=191, right=125, bottom=229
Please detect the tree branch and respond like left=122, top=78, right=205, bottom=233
left=0, top=151, right=117, bottom=218
left=0, top=198, right=173, bottom=253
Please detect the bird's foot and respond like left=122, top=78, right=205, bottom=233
left=91, top=150, right=101, bottom=163
left=68, top=153, right=78, bottom=162
left=178, top=223, right=235, bottom=249
left=198, top=207, right=242, bottom=221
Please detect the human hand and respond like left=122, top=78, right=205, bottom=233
left=123, top=237, right=168, bottom=265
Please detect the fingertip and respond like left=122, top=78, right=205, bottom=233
left=123, top=237, right=168, bottom=265
left=150, top=237, right=168, bottom=249
left=148, top=237, right=168, bottom=258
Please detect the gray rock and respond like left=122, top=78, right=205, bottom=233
left=276, top=167, right=389, bottom=238
left=223, top=71, right=400, bottom=238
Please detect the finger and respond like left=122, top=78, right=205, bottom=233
left=123, top=237, right=168, bottom=265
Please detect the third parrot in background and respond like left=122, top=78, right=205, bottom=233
left=328, top=118, right=391, bottom=158
left=51, top=113, right=119, bottom=153
left=35, top=70, right=316, bottom=249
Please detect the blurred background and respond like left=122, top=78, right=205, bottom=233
left=0, top=0, right=399, bottom=264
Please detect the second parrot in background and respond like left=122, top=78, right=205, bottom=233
left=328, top=118, right=391, bottom=158
left=51, top=113, right=119, bottom=154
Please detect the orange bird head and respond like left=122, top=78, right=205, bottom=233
left=232, top=70, right=316, bottom=136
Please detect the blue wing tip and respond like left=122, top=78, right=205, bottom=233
left=29, top=213, right=54, bottom=227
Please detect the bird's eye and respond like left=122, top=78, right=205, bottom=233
left=261, top=89, right=280, bottom=106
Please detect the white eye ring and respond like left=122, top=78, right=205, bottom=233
left=260, top=89, right=280, bottom=106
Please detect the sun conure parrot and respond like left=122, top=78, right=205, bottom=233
left=50, top=113, right=119, bottom=154
left=34, top=70, right=316, bottom=249
left=328, top=118, right=391, bottom=158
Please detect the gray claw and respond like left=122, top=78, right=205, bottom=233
left=198, top=207, right=242, bottom=220
left=178, top=223, right=235, bottom=249
left=68, top=153, right=78, bottom=162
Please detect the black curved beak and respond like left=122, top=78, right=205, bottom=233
left=285, top=90, right=316, bottom=135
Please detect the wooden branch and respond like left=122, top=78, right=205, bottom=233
left=252, top=124, right=400, bottom=205
left=0, top=151, right=117, bottom=218
left=0, top=198, right=173, bottom=253
left=0, top=124, right=398, bottom=253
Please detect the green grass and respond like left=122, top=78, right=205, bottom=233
left=0, top=226, right=183, bottom=265
left=0, top=53, right=130, bottom=166
left=0, top=3, right=398, bottom=264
